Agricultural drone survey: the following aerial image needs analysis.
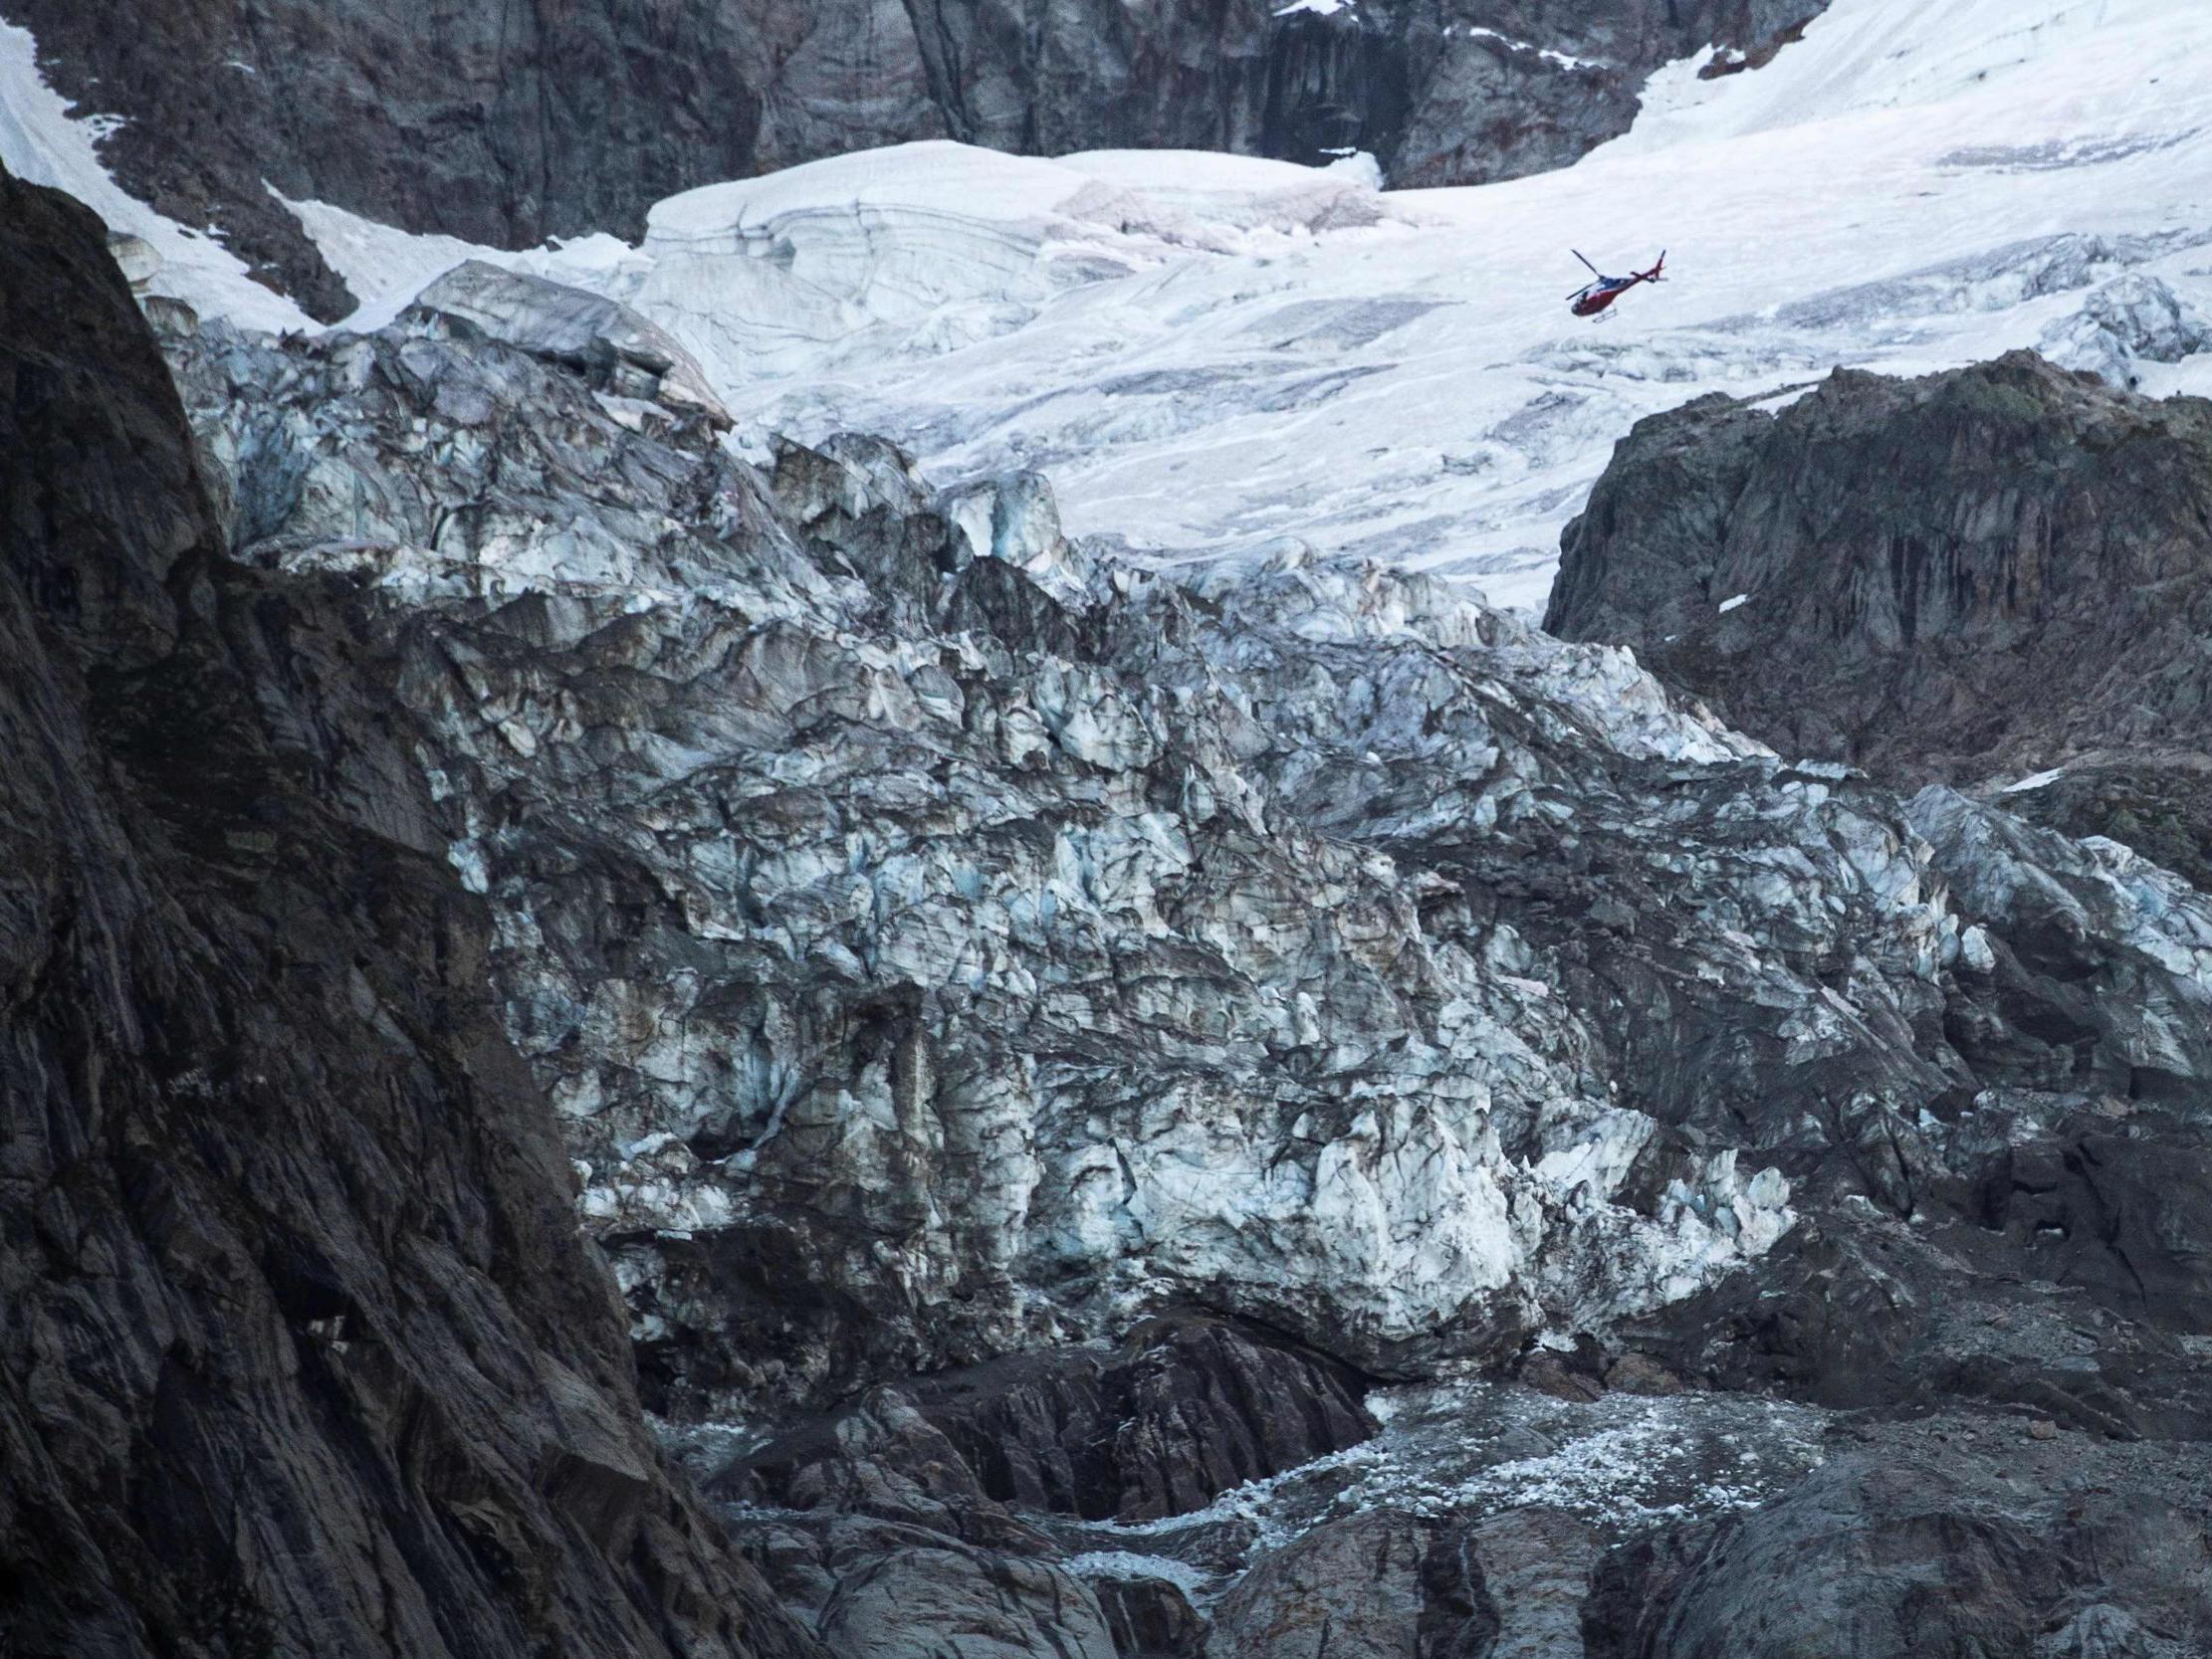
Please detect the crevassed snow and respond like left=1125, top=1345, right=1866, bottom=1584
left=17, top=0, right=2212, bottom=616
left=567, top=0, right=2206, bottom=614
left=278, top=191, right=645, bottom=334
left=0, top=21, right=311, bottom=332
left=274, top=140, right=1413, bottom=380
left=612, top=142, right=1412, bottom=387
left=568, top=0, right=2198, bottom=615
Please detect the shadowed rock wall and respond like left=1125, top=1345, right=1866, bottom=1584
left=0, top=160, right=821, bottom=1659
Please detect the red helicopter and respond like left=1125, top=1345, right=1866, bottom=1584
left=1569, top=249, right=1665, bottom=319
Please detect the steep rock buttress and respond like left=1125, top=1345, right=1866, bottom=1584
left=0, top=162, right=821, bottom=1659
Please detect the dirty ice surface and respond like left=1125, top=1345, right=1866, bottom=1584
left=1041, top=1376, right=1831, bottom=1608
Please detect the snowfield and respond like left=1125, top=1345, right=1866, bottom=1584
left=0, top=20, right=313, bottom=333
left=8, top=0, right=2212, bottom=611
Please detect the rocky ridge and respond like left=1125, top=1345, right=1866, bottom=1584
left=4, top=0, right=1827, bottom=319
left=1545, top=349, right=2212, bottom=888
left=0, top=164, right=820, bottom=1658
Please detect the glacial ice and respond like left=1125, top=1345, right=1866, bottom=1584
left=14, top=2, right=2211, bottom=618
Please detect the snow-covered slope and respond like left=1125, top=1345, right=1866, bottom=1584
left=317, top=0, right=2212, bottom=610
left=8, top=0, right=2209, bottom=613
left=724, top=0, right=2210, bottom=612
left=0, top=22, right=312, bottom=332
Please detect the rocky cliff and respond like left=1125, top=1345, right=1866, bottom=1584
left=1545, top=350, right=2212, bottom=887
left=3, top=0, right=1826, bottom=319
left=0, top=162, right=822, bottom=1659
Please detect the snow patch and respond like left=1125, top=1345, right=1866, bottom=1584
left=0, top=20, right=312, bottom=331
left=1461, top=26, right=1606, bottom=72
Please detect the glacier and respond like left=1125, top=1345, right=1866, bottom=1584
left=10, top=0, right=2212, bottom=1647
left=215, top=0, right=2212, bottom=613
left=9, top=0, right=2210, bottom=613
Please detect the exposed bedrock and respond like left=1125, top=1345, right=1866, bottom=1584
left=1545, top=349, right=2212, bottom=885
left=1585, top=1439, right=2212, bottom=1659
left=702, top=1320, right=1380, bottom=1651
left=1202, top=1505, right=1609, bottom=1659
left=5, top=0, right=1827, bottom=319
left=725, top=1319, right=1376, bottom=1526
left=0, top=165, right=818, bottom=1657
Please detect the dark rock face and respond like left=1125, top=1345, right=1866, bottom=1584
left=690, top=1320, right=1374, bottom=1651
left=1197, top=1507, right=1600, bottom=1659
left=735, top=1514, right=1124, bottom=1659
left=903, top=1321, right=1378, bottom=1523
left=1585, top=1442, right=2212, bottom=1659
left=6, top=0, right=1826, bottom=319
left=0, top=162, right=818, bottom=1659
left=1343, top=0, right=1828, bottom=189
left=1204, top=1511, right=1447, bottom=1659
left=1544, top=352, right=2212, bottom=866
left=1095, top=1575, right=1209, bottom=1659
left=2, top=0, right=944, bottom=320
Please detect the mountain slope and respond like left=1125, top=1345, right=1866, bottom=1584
left=9, top=0, right=2212, bottom=1649
left=0, top=0, right=1823, bottom=322
left=0, top=161, right=820, bottom=1659
left=1544, top=351, right=2212, bottom=886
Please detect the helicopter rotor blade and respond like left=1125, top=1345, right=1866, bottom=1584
left=1572, top=248, right=1602, bottom=277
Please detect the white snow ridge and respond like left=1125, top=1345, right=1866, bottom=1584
left=239, top=0, right=2212, bottom=616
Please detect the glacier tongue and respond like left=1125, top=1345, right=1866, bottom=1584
left=158, top=298, right=2018, bottom=1415
left=174, top=250, right=2212, bottom=1451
